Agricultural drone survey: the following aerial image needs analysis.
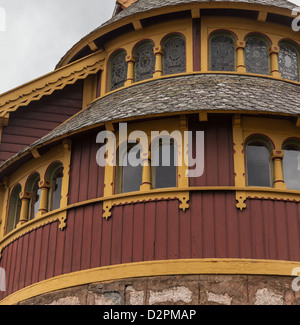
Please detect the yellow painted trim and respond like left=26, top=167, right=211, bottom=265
left=102, top=190, right=190, bottom=219
left=233, top=115, right=300, bottom=210
left=0, top=140, right=72, bottom=243
left=2, top=185, right=300, bottom=257
left=0, top=51, right=105, bottom=117
left=1, top=258, right=300, bottom=305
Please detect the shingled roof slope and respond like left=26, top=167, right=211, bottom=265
left=98, top=0, right=296, bottom=30
left=2, top=73, right=300, bottom=171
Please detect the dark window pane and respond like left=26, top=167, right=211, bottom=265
left=278, top=44, right=299, bottom=81
left=210, top=34, right=235, bottom=71
left=121, top=146, right=143, bottom=193
left=163, top=36, right=186, bottom=75
left=246, top=144, right=271, bottom=187
left=51, top=168, right=63, bottom=210
left=135, top=43, right=155, bottom=82
left=245, top=37, right=269, bottom=75
left=7, top=185, right=22, bottom=233
left=153, top=143, right=177, bottom=189
left=30, top=177, right=41, bottom=220
left=283, top=148, right=300, bottom=190
left=110, top=51, right=128, bottom=91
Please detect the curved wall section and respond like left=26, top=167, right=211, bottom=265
left=1, top=193, right=300, bottom=302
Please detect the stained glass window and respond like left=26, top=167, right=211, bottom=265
left=110, top=51, right=128, bottom=91
left=245, top=36, right=269, bottom=75
left=163, top=36, right=186, bottom=75
left=278, top=43, right=299, bottom=81
left=135, top=42, right=155, bottom=82
left=210, top=34, right=235, bottom=71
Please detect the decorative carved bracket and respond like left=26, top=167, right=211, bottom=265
left=236, top=191, right=247, bottom=211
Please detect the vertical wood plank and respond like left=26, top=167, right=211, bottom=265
left=144, top=202, right=156, bottom=261
left=133, top=204, right=144, bottom=263
left=167, top=200, right=179, bottom=259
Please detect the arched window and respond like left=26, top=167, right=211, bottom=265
left=26, top=173, right=41, bottom=220
left=116, top=143, right=143, bottom=194
left=282, top=141, right=300, bottom=190
left=278, top=42, right=299, bottom=81
left=162, top=34, right=186, bottom=75
left=134, top=41, right=155, bottom=82
left=245, top=35, right=269, bottom=75
left=46, top=162, right=64, bottom=211
left=7, top=184, right=22, bottom=233
left=109, top=50, right=128, bottom=91
left=209, top=32, right=236, bottom=71
left=151, top=138, right=177, bottom=189
left=246, top=138, right=272, bottom=187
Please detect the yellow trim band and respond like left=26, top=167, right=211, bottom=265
left=1, top=258, right=299, bottom=305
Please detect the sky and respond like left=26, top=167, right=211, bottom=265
left=0, top=0, right=300, bottom=94
left=0, top=0, right=115, bottom=94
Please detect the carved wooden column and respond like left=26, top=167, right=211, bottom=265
left=125, top=54, right=135, bottom=86
left=154, top=45, right=163, bottom=78
left=269, top=45, right=281, bottom=78
left=236, top=40, right=246, bottom=73
left=272, top=150, right=286, bottom=189
left=18, top=191, right=31, bottom=227
left=37, top=180, right=51, bottom=216
left=140, top=150, right=152, bottom=191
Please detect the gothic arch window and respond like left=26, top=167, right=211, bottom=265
left=209, top=32, right=236, bottom=71
left=134, top=41, right=155, bottom=82
left=246, top=137, right=272, bottom=187
left=7, top=184, right=22, bottom=233
left=282, top=141, right=300, bottom=190
left=162, top=34, right=186, bottom=75
left=46, top=162, right=64, bottom=211
left=151, top=137, right=177, bottom=189
left=278, top=42, right=299, bottom=81
left=109, top=50, right=128, bottom=91
left=245, top=35, right=269, bottom=75
left=25, top=172, right=41, bottom=221
left=116, top=143, right=143, bottom=194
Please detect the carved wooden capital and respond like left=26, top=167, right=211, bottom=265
left=272, top=150, right=284, bottom=160
left=19, top=191, right=31, bottom=200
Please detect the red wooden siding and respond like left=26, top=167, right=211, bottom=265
left=68, top=130, right=105, bottom=204
left=1, top=116, right=299, bottom=300
left=0, top=81, right=83, bottom=163
left=1, top=195, right=300, bottom=300
left=189, top=115, right=235, bottom=187
left=192, top=18, right=201, bottom=71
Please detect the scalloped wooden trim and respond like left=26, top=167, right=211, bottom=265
left=236, top=189, right=300, bottom=211
left=0, top=51, right=105, bottom=117
left=102, top=191, right=190, bottom=220
left=0, top=211, right=66, bottom=259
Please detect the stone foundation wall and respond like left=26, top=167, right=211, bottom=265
left=17, top=275, right=300, bottom=305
